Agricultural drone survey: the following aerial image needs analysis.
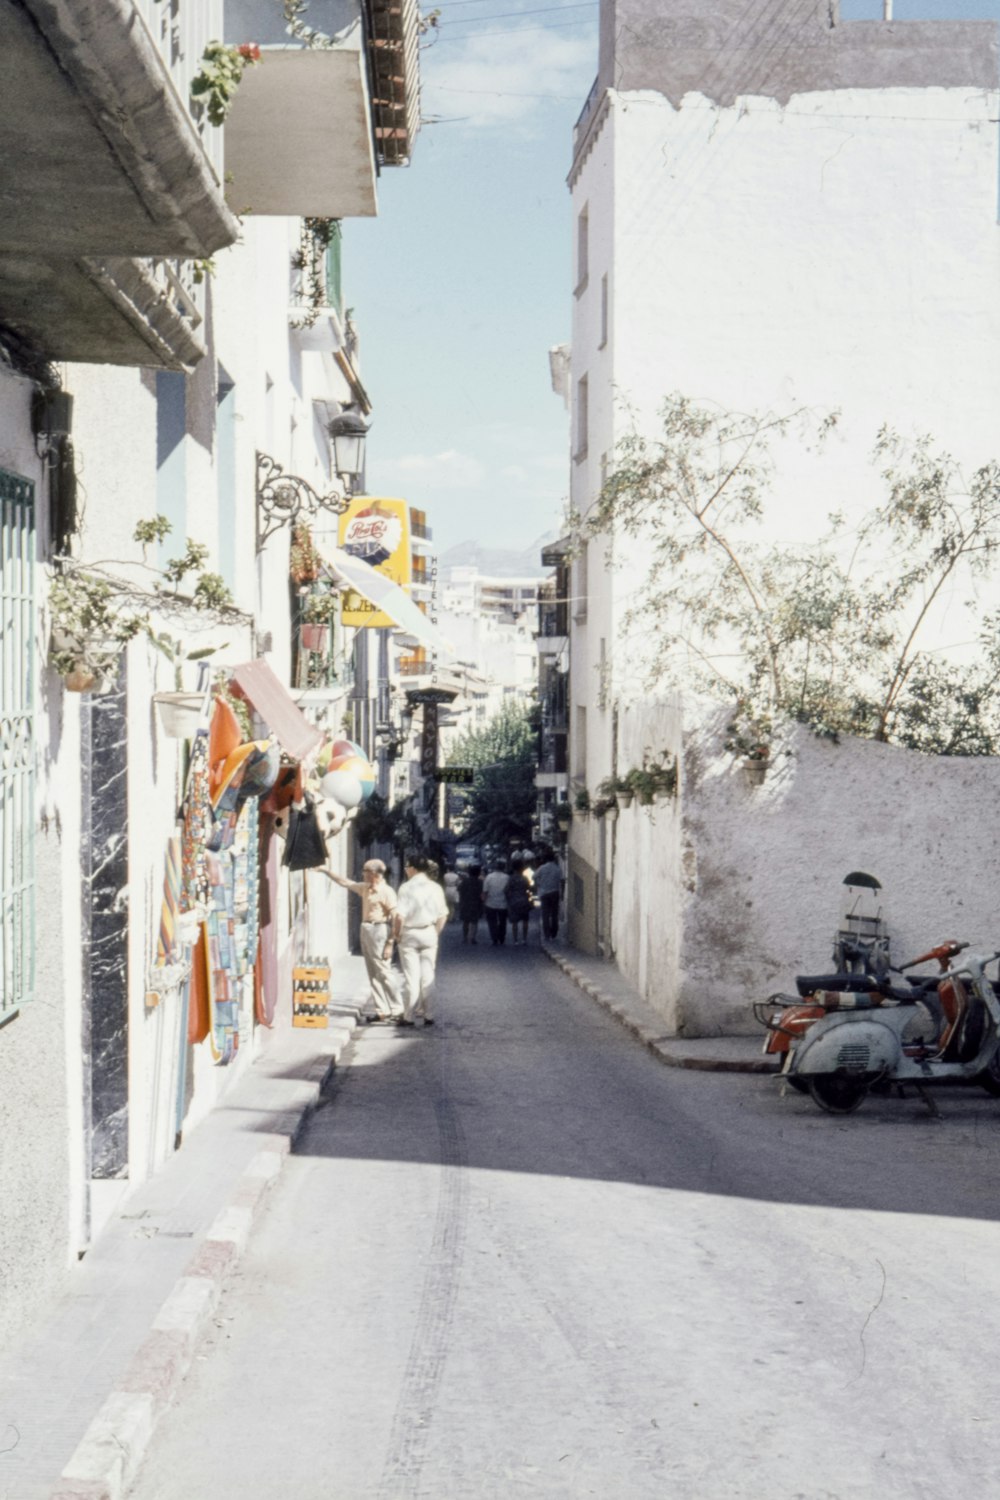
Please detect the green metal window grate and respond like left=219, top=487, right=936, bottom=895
left=0, top=468, right=35, bottom=1026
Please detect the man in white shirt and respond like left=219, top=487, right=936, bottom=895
left=481, top=862, right=510, bottom=947
left=393, top=853, right=449, bottom=1027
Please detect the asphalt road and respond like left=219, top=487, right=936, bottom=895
left=126, top=925, right=1000, bottom=1499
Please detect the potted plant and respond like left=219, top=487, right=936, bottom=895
left=555, top=803, right=571, bottom=832
left=626, top=767, right=656, bottom=806
left=724, top=706, right=773, bottom=785
left=648, top=756, right=678, bottom=802
left=598, top=773, right=633, bottom=810
left=299, top=588, right=338, bottom=653
left=573, top=786, right=591, bottom=817
left=149, top=633, right=226, bottom=737
left=190, top=40, right=261, bottom=127
left=48, top=569, right=147, bottom=693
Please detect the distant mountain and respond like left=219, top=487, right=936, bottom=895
left=439, top=532, right=558, bottom=579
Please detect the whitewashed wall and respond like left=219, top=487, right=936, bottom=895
left=610, top=698, right=684, bottom=1025
left=0, top=368, right=80, bottom=1352
left=568, top=80, right=1000, bottom=794
left=613, top=704, right=1000, bottom=1037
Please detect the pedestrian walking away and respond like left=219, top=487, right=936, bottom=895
left=325, top=858, right=402, bottom=1021
left=482, top=861, right=510, bottom=947
left=458, top=864, right=484, bottom=943
left=506, top=858, right=533, bottom=945
left=533, top=846, right=563, bottom=940
left=394, top=851, right=449, bottom=1026
left=443, top=865, right=460, bottom=923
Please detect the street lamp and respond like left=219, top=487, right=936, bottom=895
left=327, top=409, right=369, bottom=493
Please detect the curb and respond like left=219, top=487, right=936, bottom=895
left=542, top=946, right=775, bottom=1075
left=51, top=1026, right=357, bottom=1500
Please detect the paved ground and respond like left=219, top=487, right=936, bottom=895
left=0, top=963, right=369, bottom=1500
left=122, top=924, right=1000, bottom=1500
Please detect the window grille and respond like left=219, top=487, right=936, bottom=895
left=1, top=468, right=35, bottom=1025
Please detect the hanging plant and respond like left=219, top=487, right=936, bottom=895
left=190, top=41, right=261, bottom=127
left=290, top=523, right=321, bottom=584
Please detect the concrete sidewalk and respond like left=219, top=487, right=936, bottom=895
left=542, top=941, right=776, bottom=1074
left=0, top=957, right=368, bottom=1500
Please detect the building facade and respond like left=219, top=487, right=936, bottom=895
left=0, top=0, right=419, bottom=1352
left=562, top=0, right=1000, bottom=957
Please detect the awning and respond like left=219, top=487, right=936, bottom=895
left=315, top=540, right=455, bottom=657
left=230, top=658, right=323, bottom=762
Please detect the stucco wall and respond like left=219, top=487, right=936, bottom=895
left=676, top=709, right=1000, bottom=1036
left=609, top=698, right=684, bottom=1026
left=0, top=370, right=78, bottom=1353
left=603, top=701, right=1000, bottom=1038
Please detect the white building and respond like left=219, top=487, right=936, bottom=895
left=443, top=565, right=541, bottom=624
left=0, top=0, right=419, bottom=1351
left=563, top=0, right=1000, bottom=953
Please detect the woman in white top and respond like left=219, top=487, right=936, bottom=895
left=481, top=863, right=510, bottom=948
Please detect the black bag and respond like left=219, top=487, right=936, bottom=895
left=281, top=795, right=328, bottom=871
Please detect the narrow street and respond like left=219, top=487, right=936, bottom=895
left=126, top=927, right=1000, bottom=1500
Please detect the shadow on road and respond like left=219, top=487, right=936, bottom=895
left=245, top=924, right=1000, bottom=1224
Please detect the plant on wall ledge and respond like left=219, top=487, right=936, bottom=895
left=191, top=41, right=261, bottom=127
left=573, top=786, right=591, bottom=816
left=49, top=517, right=240, bottom=693
left=290, top=218, right=342, bottom=331
left=598, top=773, right=633, bottom=809
left=622, top=755, right=677, bottom=807
left=724, top=703, right=773, bottom=765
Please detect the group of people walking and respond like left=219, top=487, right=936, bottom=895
left=325, top=845, right=565, bottom=1024
left=453, top=848, right=563, bottom=947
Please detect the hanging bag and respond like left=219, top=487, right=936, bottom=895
left=281, top=792, right=329, bottom=871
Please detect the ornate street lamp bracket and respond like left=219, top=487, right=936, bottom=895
left=255, top=450, right=350, bottom=551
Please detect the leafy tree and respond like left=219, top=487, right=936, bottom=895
left=586, top=393, right=1000, bottom=754
left=446, top=701, right=537, bottom=847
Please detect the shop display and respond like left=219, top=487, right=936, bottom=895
left=292, top=959, right=330, bottom=1028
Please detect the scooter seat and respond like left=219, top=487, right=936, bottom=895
left=795, top=973, right=878, bottom=997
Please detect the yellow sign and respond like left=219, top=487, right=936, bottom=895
left=337, top=496, right=412, bottom=629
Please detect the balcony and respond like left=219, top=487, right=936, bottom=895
left=398, top=656, right=432, bottom=678
left=224, top=0, right=421, bottom=218
left=0, top=0, right=237, bottom=369
left=0, top=255, right=207, bottom=371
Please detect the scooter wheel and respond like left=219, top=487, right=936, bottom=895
left=975, top=1054, right=1000, bottom=1097
left=807, top=1073, right=869, bottom=1114
left=786, top=1076, right=810, bottom=1095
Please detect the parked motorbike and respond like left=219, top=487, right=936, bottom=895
left=783, top=940, right=1000, bottom=1113
left=755, top=869, right=900, bottom=1078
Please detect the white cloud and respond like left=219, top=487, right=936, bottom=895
left=372, top=448, right=487, bottom=491
left=422, top=25, right=596, bottom=132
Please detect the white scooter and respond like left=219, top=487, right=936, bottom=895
left=785, top=941, right=1000, bottom=1114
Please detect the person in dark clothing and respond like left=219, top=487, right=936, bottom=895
left=458, top=865, right=483, bottom=944
left=505, top=858, right=532, bottom=946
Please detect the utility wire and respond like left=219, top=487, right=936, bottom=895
left=435, top=16, right=594, bottom=38
left=439, top=0, right=595, bottom=19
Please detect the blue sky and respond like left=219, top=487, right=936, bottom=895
left=346, top=0, right=1000, bottom=556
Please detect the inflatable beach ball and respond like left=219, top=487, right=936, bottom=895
left=320, top=769, right=364, bottom=809
left=325, top=753, right=376, bottom=801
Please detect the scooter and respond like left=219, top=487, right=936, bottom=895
left=755, top=870, right=901, bottom=1072
left=784, top=940, right=1000, bottom=1114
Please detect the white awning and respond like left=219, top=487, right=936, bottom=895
left=315, top=540, right=455, bottom=656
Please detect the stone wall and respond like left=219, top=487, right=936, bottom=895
left=605, top=701, right=1000, bottom=1037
